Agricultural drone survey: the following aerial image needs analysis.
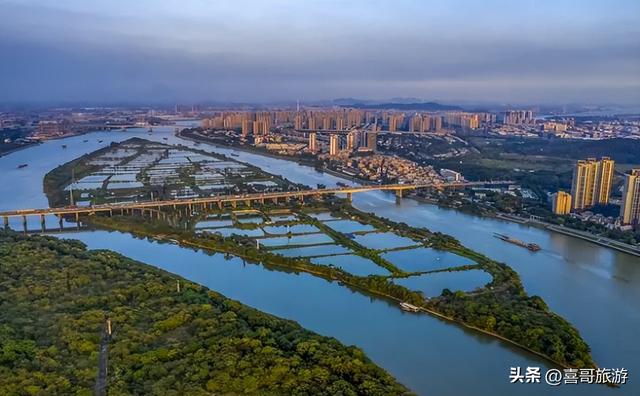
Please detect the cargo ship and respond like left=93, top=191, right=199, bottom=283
left=493, top=233, right=541, bottom=252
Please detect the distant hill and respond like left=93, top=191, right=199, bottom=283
left=342, top=102, right=463, bottom=111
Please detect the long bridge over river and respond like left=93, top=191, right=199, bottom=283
left=1, top=180, right=512, bottom=231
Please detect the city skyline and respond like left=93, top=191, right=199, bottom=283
left=1, top=0, right=639, bottom=105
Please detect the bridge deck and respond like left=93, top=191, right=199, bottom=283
left=0, top=181, right=512, bottom=218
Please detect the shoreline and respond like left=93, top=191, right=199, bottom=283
left=0, top=142, right=40, bottom=158
left=178, top=130, right=640, bottom=258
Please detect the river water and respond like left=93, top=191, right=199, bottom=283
left=1, top=123, right=637, bottom=395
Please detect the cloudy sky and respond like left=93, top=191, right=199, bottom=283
left=0, top=0, right=638, bottom=105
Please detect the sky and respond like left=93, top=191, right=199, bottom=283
left=0, top=0, right=638, bottom=105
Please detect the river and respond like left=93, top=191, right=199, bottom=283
left=0, top=123, right=637, bottom=395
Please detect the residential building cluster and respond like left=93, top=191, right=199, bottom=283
left=551, top=157, right=640, bottom=227
left=346, top=154, right=443, bottom=185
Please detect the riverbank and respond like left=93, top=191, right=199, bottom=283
left=0, top=141, right=39, bottom=158
left=495, top=213, right=640, bottom=257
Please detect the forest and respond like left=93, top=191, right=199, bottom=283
left=0, top=231, right=411, bottom=395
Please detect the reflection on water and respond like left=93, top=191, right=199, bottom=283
left=259, top=233, right=334, bottom=247
left=311, top=254, right=390, bottom=276
left=393, top=270, right=493, bottom=298
left=382, top=248, right=476, bottom=273
left=325, top=219, right=376, bottom=233
left=353, top=232, right=417, bottom=250
left=275, top=244, right=351, bottom=258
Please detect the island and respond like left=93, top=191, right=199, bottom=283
left=0, top=231, right=411, bottom=395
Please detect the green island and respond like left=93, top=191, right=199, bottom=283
left=85, top=199, right=594, bottom=370
left=38, top=139, right=596, bottom=381
left=0, top=231, right=411, bottom=395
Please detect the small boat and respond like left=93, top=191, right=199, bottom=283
left=230, top=153, right=239, bottom=157
left=83, top=140, right=88, bottom=143
left=163, top=137, right=168, bottom=141
left=98, top=140, right=103, bottom=143
left=400, top=302, right=420, bottom=312
left=62, top=145, right=67, bottom=149
left=17, top=164, right=28, bottom=169
left=148, top=127, right=153, bottom=132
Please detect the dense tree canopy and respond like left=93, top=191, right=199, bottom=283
left=0, top=232, right=411, bottom=395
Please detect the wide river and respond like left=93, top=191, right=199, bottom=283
left=1, top=123, right=637, bottom=395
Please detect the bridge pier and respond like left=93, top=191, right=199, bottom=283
left=272, top=197, right=278, bottom=205
left=3, top=216, right=8, bottom=229
left=245, top=199, right=251, bottom=208
left=299, top=195, right=304, bottom=205
left=75, top=212, right=80, bottom=228
left=22, top=215, right=27, bottom=233
left=346, top=192, right=352, bottom=203
left=217, top=201, right=223, bottom=210
left=58, top=215, right=63, bottom=230
left=395, top=189, right=403, bottom=205
left=40, top=214, right=45, bottom=233
left=259, top=198, right=265, bottom=205
left=231, top=201, right=237, bottom=209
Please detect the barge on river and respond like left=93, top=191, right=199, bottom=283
left=494, top=233, right=541, bottom=251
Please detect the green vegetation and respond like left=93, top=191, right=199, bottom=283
left=0, top=231, right=411, bottom=395
left=84, top=199, right=595, bottom=370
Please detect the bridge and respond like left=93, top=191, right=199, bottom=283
left=0, top=180, right=513, bottom=231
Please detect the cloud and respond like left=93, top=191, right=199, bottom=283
left=0, top=0, right=638, bottom=104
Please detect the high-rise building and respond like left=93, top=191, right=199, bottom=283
left=431, top=116, right=442, bottom=131
left=420, top=115, right=431, bottom=132
left=329, top=134, right=340, bottom=156
left=308, top=116, right=317, bottom=131
left=551, top=191, right=572, bottom=215
left=571, top=157, right=615, bottom=210
left=504, top=110, right=534, bottom=125
left=596, top=157, right=615, bottom=205
left=241, top=120, right=252, bottom=137
left=409, top=115, right=421, bottom=132
left=620, top=169, right=640, bottom=225
left=387, top=114, right=404, bottom=132
left=308, top=132, right=318, bottom=153
left=323, top=116, right=332, bottom=130
left=346, top=131, right=358, bottom=151
left=366, top=131, right=377, bottom=152
left=294, top=114, right=303, bottom=130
